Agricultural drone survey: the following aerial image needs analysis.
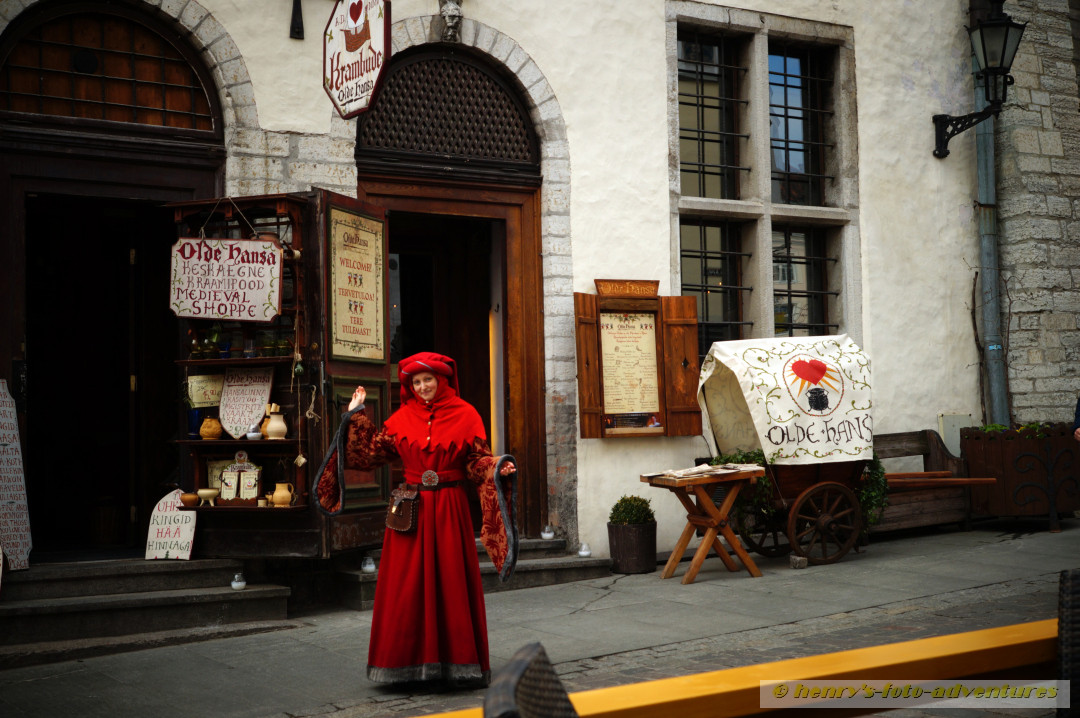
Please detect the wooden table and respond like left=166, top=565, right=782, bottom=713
left=641, top=467, right=765, bottom=584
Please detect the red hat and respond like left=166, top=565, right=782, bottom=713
left=398, top=352, right=458, bottom=403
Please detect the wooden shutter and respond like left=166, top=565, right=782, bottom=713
left=573, top=292, right=603, bottom=438
left=660, top=295, right=702, bottom=437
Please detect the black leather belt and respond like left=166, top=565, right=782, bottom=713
left=405, top=481, right=462, bottom=492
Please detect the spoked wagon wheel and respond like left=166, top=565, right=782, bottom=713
left=786, top=481, right=862, bottom=565
left=736, top=507, right=791, bottom=558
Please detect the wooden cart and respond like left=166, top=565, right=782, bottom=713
left=734, top=460, right=868, bottom=565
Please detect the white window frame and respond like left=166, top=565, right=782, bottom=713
left=667, top=3, right=862, bottom=343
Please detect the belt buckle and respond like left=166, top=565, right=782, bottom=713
left=421, top=470, right=439, bottom=487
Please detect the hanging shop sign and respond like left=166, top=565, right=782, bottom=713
left=328, top=204, right=386, bottom=362
left=169, top=237, right=282, bottom=322
left=145, top=489, right=195, bottom=560
left=218, top=367, right=274, bottom=440
left=0, top=379, right=31, bottom=571
left=323, top=0, right=391, bottom=119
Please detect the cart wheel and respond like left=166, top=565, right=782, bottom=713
left=736, top=508, right=792, bottom=558
left=787, top=482, right=862, bottom=565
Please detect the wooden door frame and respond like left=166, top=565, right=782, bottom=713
left=357, top=173, right=547, bottom=537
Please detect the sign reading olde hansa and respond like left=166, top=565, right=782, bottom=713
left=329, top=205, right=385, bottom=362
left=323, top=0, right=391, bottom=119
left=169, top=237, right=282, bottom=322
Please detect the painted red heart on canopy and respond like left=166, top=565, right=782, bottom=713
left=791, top=359, right=828, bottom=385
left=349, top=0, right=362, bottom=23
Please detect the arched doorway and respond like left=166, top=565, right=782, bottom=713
left=0, top=2, right=225, bottom=558
left=355, top=45, right=548, bottom=536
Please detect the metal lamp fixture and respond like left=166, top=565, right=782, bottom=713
left=933, top=0, right=1026, bottom=158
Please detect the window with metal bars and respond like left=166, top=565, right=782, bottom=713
left=0, top=10, right=216, bottom=134
left=768, top=43, right=833, bottom=206
left=772, top=226, right=837, bottom=336
left=677, top=30, right=748, bottom=199
left=680, top=219, right=752, bottom=358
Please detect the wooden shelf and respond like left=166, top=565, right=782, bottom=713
left=178, top=505, right=307, bottom=512
left=172, top=439, right=299, bottom=447
left=177, top=356, right=295, bottom=368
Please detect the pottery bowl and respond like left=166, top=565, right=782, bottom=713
left=196, top=488, right=220, bottom=505
left=180, top=492, right=199, bottom=507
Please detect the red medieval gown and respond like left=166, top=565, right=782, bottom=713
left=316, top=378, right=513, bottom=684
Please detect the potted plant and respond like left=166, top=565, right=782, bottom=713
left=607, top=494, right=657, bottom=574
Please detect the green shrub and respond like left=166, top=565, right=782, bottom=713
left=609, top=495, right=655, bottom=525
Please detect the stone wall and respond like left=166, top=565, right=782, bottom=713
left=996, top=0, right=1080, bottom=424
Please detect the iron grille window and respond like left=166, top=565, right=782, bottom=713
left=0, top=12, right=215, bottom=132
left=681, top=219, right=751, bottom=358
left=678, top=30, right=748, bottom=199
left=772, top=226, right=837, bottom=336
left=768, top=43, right=833, bottom=206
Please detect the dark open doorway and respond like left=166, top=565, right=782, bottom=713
left=23, top=194, right=179, bottom=558
left=388, top=211, right=506, bottom=531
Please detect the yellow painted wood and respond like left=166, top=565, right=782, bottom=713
left=422, top=620, right=1056, bottom=718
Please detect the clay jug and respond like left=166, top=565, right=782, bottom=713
left=266, top=412, right=287, bottom=440
left=272, top=482, right=295, bottom=508
left=199, top=416, right=223, bottom=440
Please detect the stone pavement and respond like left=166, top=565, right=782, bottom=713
left=1, top=517, right=1075, bottom=718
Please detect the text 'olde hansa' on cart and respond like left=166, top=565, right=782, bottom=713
left=697, top=335, right=873, bottom=564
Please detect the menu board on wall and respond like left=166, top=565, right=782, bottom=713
left=329, top=205, right=385, bottom=362
left=0, top=380, right=31, bottom=570
left=600, top=312, right=661, bottom=428
left=169, top=237, right=282, bottom=322
left=218, top=367, right=274, bottom=439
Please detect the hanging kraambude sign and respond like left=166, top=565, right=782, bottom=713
left=323, top=0, right=391, bottom=119
left=697, top=334, right=873, bottom=464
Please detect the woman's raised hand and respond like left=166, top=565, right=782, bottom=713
left=348, top=386, right=367, bottom=411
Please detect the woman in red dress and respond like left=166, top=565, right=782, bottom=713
left=315, top=352, right=517, bottom=685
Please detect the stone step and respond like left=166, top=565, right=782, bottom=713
left=0, top=618, right=303, bottom=670
left=368, top=537, right=571, bottom=562
left=0, top=558, right=244, bottom=601
left=336, top=553, right=612, bottom=611
left=0, top=584, right=291, bottom=646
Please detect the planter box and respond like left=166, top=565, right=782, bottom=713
left=960, top=423, right=1080, bottom=531
left=607, top=522, right=657, bottom=574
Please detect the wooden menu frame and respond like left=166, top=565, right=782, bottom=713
left=574, top=280, right=702, bottom=439
left=326, top=201, right=387, bottom=363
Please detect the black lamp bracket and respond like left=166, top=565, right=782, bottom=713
left=932, top=107, right=997, bottom=158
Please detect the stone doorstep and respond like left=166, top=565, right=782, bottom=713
left=0, top=558, right=247, bottom=601
left=2, top=558, right=243, bottom=583
left=0, top=584, right=291, bottom=617
left=0, top=619, right=304, bottom=670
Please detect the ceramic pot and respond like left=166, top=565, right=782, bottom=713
left=180, top=492, right=199, bottom=507
left=266, top=412, right=287, bottom=440
left=272, top=482, right=295, bottom=508
left=199, top=416, right=223, bottom=440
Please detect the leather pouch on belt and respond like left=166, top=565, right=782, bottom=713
left=385, top=484, right=419, bottom=533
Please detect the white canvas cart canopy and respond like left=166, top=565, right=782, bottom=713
left=697, top=335, right=872, bottom=465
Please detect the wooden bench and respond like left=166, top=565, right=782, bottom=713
left=872, top=430, right=997, bottom=533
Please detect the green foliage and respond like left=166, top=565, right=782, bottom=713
left=608, top=495, right=655, bottom=525
left=858, top=454, right=889, bottom=527
left=976, top=421, right=1053, bottom=439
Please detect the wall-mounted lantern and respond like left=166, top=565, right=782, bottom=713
left=932, top=0, right=1025, bottom=158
